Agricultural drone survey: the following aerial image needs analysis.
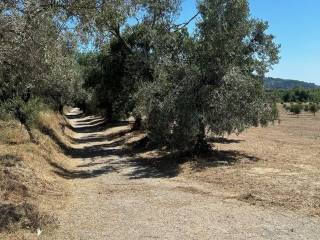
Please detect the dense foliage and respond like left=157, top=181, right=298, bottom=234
left=0, top=0, right=89, bottom=141
left=1, top=0, right=280, bottom=153
left=80, top=0, right=280, bottom=151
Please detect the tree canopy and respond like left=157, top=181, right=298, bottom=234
left=1, top=0, right=280, bottom=151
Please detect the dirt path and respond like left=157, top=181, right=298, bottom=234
left=44, top=109, right=320, bottom=240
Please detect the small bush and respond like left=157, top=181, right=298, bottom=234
left=309, top=103, right=319, bottom=116
left=284, top=105, right=290, bottom=111
left=0, top=203, right=51, bottom=231
left=0, top=154, right=22, bottom=167
left=0, top=98, right=45, bottom=143
left=290, top=104, right=302, bottom=117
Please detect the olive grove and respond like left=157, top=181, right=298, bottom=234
left=0, top=0, right=88, bottom=141
left=1, top=0, right=279, bottom=152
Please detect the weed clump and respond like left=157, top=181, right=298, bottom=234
left=0, top=202, right=53, bottom=232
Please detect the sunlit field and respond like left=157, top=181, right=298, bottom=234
left=181, top=106, right=320, bottom=216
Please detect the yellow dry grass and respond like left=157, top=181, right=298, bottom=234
left=181, top=107, right=320, bottom=216
left=0, top=111, right=72, bottom=238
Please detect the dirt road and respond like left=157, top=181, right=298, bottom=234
left=44, top=109, right=320, bottom=239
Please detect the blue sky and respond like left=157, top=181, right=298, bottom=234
left=178, top=0, right=320, bottom=84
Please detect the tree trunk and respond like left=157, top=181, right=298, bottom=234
left=193, top=119, right=211, bottom=155
left=278, top=118, right=281, bottom=125
left=131, top=116, right=142, bottom=131
left=15, top=106, right=38, bottom=144
left=81, top=103, right=86, bottom=114
left=58, top=104, right=64, bottom=114
left=106, top=104, right=114, bottom=122
left=23, top=122, right=38, bottom=144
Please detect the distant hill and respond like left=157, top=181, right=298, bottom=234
left=264, top=77, right=319, bottom=90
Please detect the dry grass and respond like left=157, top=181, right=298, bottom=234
left=0, top=111, right=72, bottom=238
left=180, top=107, right=320, bottom=216
left=2, top=105, right=320, bottom=237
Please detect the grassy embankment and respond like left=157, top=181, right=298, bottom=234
left=0, top=109, right=73, bottom=239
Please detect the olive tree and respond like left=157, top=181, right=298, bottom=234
left=0, top=0, right=86, bottom=142
left=77, top=0, right=182, bottom=124
left=290, top=104, right=302, bottom=117
left=135, top=0, right=280, bottom=153
left=309, top=103, right=319, bottom=116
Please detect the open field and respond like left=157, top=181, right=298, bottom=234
left=181, top=107, right=320, bottom=215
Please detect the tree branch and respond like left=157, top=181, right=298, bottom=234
left=174, top=11, right=200, bottom=31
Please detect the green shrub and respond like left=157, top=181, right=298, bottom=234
left=0, top=97, right=45, bottom=142
left=290, top=104, right=302, bottom=117
left=309, top=103, right=319, bottom=116
left=284, top=104, right=290, bottom=111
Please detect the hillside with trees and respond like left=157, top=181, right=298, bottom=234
left=264, top=77, right=319, bottom=90
left=270, top=88, right=320, bottom=103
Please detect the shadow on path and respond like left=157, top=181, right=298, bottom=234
left=49, top=110, right=258, bottom=180
left=48, top=159, right=116, bottom=179
left=125, top=150, right=258, bottom=179
left=207, top=137, right=244, bottom=144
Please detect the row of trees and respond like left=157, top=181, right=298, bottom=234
left=0, top=0, right=89, bottom=141
left=272, top=88, right=320, bottom=103
left=77, top=0, right=280, bottom=152
left=283, top=103, right=319, bottom=117
left=1, top=0, right=280, bottom=152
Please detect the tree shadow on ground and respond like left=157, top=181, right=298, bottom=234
left=125, top=153, right=185, bottom=179
left=190, top=150, right=259, bottom=170
left=38, top=124, right=71, bottom=153
left=64, top=112, right=86, bottom=120
left=66, top=126, right=131, bottom=144
left=63, top=127, right=136, bottom=159
left=124, top=149, right=259, bottom=179
left=47, top=159, right=117, bottom=179
left=39, top=117, right=132, bottom=159
left=75, top=118, right=105, bottom=126
left=65, top=120, right=130, bottom=134
left=49, top=112, right=258, bottom=180
left=66, top=143, right=129, bottom=159
left=207, top=137, right=244, bottom=144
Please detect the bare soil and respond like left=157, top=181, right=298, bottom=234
left=181, top=107, right=320, bottom=216
left=42, top=108, right=320, bottom=240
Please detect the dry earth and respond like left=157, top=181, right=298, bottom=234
left=182, top=107, right=320, bottom=215
left=41, top=108, right=320, bottom=240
